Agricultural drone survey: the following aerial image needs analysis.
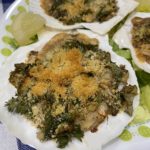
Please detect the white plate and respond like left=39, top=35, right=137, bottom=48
left=0, top=0, right=150, bottom=150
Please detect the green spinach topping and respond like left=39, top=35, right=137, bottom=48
left=6, top=33, right=137, bottom=148
left=42, top=0, right=118, bottom=25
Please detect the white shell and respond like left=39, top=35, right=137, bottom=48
left=29, top=0, right=138, bottom=35
left=113, top=12, right=150, bottom=73
left=0, top=29, right=139, bottom=150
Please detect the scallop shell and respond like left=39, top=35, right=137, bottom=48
left=0, top=29, right=139, bottom=150
left=113, top=12, right=150, bottom=73
left=29, top=0, right=138, bottom=35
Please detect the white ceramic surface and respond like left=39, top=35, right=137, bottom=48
left=0, top=1, right=150, bottom=150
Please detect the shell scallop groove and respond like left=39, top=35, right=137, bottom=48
left=0, top=30, right=139, bottom=150
left=29, top=0, right=138, bottom=35
left=113, top=12, right=150, bottom=73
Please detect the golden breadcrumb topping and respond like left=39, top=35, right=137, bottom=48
left=41, top=0, right=118, bottom=25
left=7, top=32, right=137, bottom=148
left=132, top=17, right=150, bottom=63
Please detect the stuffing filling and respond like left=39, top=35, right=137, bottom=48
left=132, top=17, right=150, bottom=63
left=41, top=0, right=118, bottom=25
left=6, top=33, right=137, bottom=148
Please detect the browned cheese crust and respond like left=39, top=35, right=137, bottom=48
left=41, top=0, right=118, bottom=25
left=6, top=33, right=137, bottom=148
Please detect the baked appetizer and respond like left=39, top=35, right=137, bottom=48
left=0, top=30, right=139, bottom=150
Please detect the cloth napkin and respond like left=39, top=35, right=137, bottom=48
left=0, top=0, right=35, bottom=150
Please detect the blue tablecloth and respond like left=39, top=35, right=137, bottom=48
left=17, top=139, right=35, bottom=150
left=1, top=0, right=15, bottom=11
